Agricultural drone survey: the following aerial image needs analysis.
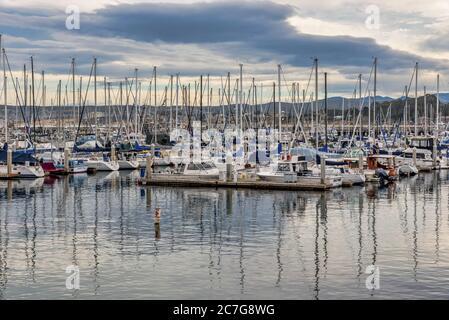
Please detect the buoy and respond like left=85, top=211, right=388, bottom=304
left=154, top=208, right=161, bottom=224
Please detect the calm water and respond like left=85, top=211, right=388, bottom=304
left=1, top=170, right=449, bottom=299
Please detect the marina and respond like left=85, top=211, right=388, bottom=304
left=2, top=0, right=449, bottom=302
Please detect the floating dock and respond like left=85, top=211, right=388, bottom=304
left=141, top=175, right=334, bottom=191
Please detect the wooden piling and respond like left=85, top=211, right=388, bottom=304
left=320, top=156, right=326, bottom=184
left=145, top=156, right=153, bottom=179
left=7, top=149, right=12, bottom=176
left=111, top=145, right=116, bottom=161
left=358, top=153, right=363, bottom=171
left=64, top=148, right=70, bottom=173
left=413, top=147, right=417, bottom=167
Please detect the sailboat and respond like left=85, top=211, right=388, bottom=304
left=0, top=151, right=44, bottom=178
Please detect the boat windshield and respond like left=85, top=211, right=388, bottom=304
left=201, top=162, right=215, bottom=169
left=277, top=163, right=291, bottom=172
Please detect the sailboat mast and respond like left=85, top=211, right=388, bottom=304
left=341, top=97, right=345, bottom=136
left=170, top=74, right=173, bottom=132
left=436, top=74, right=440, bottom=134
left=315, top=58, right=318, bottom=149
left=207, top=74, right=210, bottom=130
left=358, top=74, right=362, bottom=142
left=103, top=76, right=106, bottom=134
left=135, top=68, right=138, bottom=137
left=373, top=57, right=377, bottom=138
left=368, top=91, right=371, bottom=140
left=79, top=76, right=82, bottom=127
left=94, top=57, right=97, bottom=141
left=200, top=74, right=203, bottom=145
left=414, top=62, right=418, bottom=135
left=153, top=66, right=157, bottom=144
left=277, top=64, right=282, bottom=142
left=272, top=82, right=276, bottom=132
left=175, top=73, right=179, bottom=130
left=107, top=82, right=111, bottom=141
left=2, top=45, right=7, bottom=144
left=119, top=81, right=123, bottom=137
left=58, top=80, right=62, bottom=137
left=424, top=86, right=427, bottom=135
left=324, top=72, right=328, bottom=149
left=227, top=72, right=230, bottom=127
left=31, top=56, right=36, bottom=143
left=404, top=85, right=408, bottom=135
left=239, top=64, right=243, bottom=131
left=70, top=58, right=75, bottom=131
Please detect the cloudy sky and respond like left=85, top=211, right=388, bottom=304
left=1, top=0, right=449, bottom=103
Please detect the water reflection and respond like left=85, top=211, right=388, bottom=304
left=0, top=171, right=449, bottom=299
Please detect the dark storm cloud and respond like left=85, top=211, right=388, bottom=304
left=81, top=1, right=291, bottom=43
left=75, top=1, right=446, bottom=70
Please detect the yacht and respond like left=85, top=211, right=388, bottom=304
left=256, top=155, right=342, bottom=187
left=163, top=161, right=220, bottom=179
left=0, top=152, right=44, bottom=179
left=396, top=148, right=435, bottom=171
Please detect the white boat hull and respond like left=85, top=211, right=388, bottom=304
left=398, top=164, right=418, bottom=176
left=16, top=165, right=45, bottom=178
left=118, top=160, right=140, bottom=170
left=257, top=172, right=343, bottom=188
left=342, top=173, right=366, bottom=185
left=87, top=160, right=119, bottom=171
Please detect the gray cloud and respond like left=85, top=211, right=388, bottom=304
left=0, top=0, right=447, bottom=97
left=71, top=1, right=447, bottom=71
left=422, top=33, right=449, bottom=52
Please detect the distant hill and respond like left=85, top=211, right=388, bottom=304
left=256, top=96, right=394, bottom=112
left=437, top=93, right=449, bottom=103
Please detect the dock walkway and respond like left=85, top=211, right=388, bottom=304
left=142, top=175, right=333, bottom=191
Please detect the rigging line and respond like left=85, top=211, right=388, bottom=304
left=294, top=63, right=314, bottom=136
left=74, top=59, right=95, bottom=145
left=4, top=50, right=32, bottom=141
left=346, top=63, right=375, bottom=151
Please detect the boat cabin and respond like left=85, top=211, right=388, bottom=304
left=402, top=148, right=432, bottom=160
left=276, top=155, right=309, bottom=175
left=367, top=155, right=396, bottom=170
left=409, top=136, right=436, bottom=152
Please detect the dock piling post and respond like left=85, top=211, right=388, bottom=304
left=154, top=208, right=161, bottom=224
left=111, top=145, right=116, bottom=162
left=433, top=138, right=438, bottom=169
left=226, top=155, right=233, bottom=182
left=358, top=153, right=363, bottom=172
left=145, top=156, right=153, bottom=181
left=64, top=148, right=70, bottom=173
left=320, top=155, right=326, bottom=185
left=7, top=149, right=12, bottom=177
left=413, top=147, right=417, bottom=167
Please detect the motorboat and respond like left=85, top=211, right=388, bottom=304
left=365, top=154, right=398, bottom=183
left=396, top=148, right=435, bottom=171
left=256, top=155, right=343, bottom=188
left=39, top=151, right=88, bottom=174
left=161, top=161, right=220, bottom=179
